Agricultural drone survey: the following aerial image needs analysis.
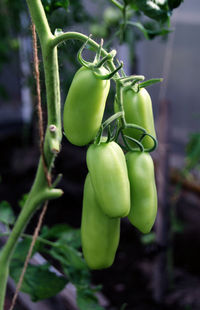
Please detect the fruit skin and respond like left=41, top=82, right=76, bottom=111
left=126, top=152, right=157, bottom=234
left=63, top=66, right=110, bottom=146
left=86, top=141, right=130, bottom=218
left=114, top=87, right=156, bottom=149
left=81, top=174, right=120, bottom=270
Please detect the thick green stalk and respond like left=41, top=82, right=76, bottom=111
left=0, top=158, right=63, bottom=307
left=0, top=0, right=62, bottom=307
left=0, top=1, right=120, bottom=307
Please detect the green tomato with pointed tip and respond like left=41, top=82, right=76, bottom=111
left=114, top=87, right=156, bottom=149
left=86, top=141, right=130, bottom=218
left=126, top=151, right=157, bottom=234
left=81, top=174, right=120, bottom=269
left=63, top=66, right=110, bottom=146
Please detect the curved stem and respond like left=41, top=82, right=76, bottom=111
left=124, top=123, right=147, bottom=134
left=122, top=133, right=144, bottom=152
left=26, top=0, right=53, bottom=43
left=0, top=159, right=63, bottom=307
left=116, top=80, right=126, bottom=127
left=102, top=112, right=124, bottom=129
left=109, top=0, right=123, bottom=10
left=50, top=32, right=120, bottom=78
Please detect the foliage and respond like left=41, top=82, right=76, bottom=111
left=0, top=0, right=185, bottom=308
left=0, top=201, right=15, bottom=226
left=10, top=239, right=68, bottom=302
left=0, top=209, right=104, bottom=309
left=185, top=133, right=200, bottom=171
left=0, top=0, right=183, bottom=100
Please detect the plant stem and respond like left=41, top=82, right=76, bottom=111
left=109, top=0, right=123, bottom=10
left=0, top=0, right=121, bottom=307
left=51, top=32, right=120, bottom=78
left=0, top=0, right=62, bottom=307
left=0, top=159, right=62, bottom=308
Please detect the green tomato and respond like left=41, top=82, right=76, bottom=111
left=63, top=66, right=110, bottom=146
left=126, top=152, right=157, bottom=234
left=114, top=87, right=156, bottom=149
left=103, top=7, right=122, bottom=25
left=81, top=174, right=120, bottom=269
left=86, top=141, right=130, bottom=218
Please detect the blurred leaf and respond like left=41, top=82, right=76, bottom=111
left=41, top=224, right=81, bottom=248
left=131, top=0, right=170, bottom=23
left=139, top=78, right=163, bottom=88
left=168, top=0, right=184, bottom=10
left=143, top=20, right=172, bottom=38
left=42, top=0, right=69, bottom=14
left=171, top=209, right=185, bottom=234
left=103, top=7, right=122, bottom=26
left=90, top=24, right=108, bottom=38
left=0, top=85, right=9, bottom=100
left=120, top=303, right=128, bottom=310
left=49, top=244, right=91, bottom=287
left=12, top=238, right=39, bottom=261
left=155, top=0, right=167, bottom=5
left=77, top=287, right=104, bottom=310
left=54, top=243, right=87, bottom=270
left=140, top=232, right=156, bottom=245
left=10, top=261, right=68, bottom=301
left=186, top=133, right=200, bottom=170
left=127, top=21, right=149, bottom=39
left=0, top=201, right=15, bottom=225
left=18, top=193, right=28, bottom=209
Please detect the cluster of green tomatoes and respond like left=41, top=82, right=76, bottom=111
left=63, top=39, right=159, bottom=270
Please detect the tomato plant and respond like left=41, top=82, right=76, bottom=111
left=0, top=0, right=184, bottom=308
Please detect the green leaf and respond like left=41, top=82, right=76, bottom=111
left=42, top=0, right=69, bottom=14
left=186, top=133, right=200, bottom=170
left=49, top=243, right=91, bottom=286
left=131, top=0, right=170, bottom=23
left=140, top=232, right=156, bottom=245
left=168, top=0, right=184, bottom=10
left=18, top=193, right=28, bottom=209
left=41, top=224, right=81, bottom=249
left=120, top=303, right=128, bottom=310
left=155, top=0, right=167, bottom=5
left=139, top=78, right=163, bottom=88
left=127, top=21, right=149, bottom=39
left=143, top=20, right=172, bottom=39
left=0, top=201, right=15, bottom=225
left=50, top=243, right=87, bottom=270
left=77, top=287, right=104, bottom=310
left=128, top=20, right=171, bottom=39
left=10, top=261, right=68, bottom=302
left=12, top=238, right=39, bottom=262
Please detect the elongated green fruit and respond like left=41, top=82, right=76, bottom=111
left=86, top=141, right=130, bottom=218
left=114, top=87, right=156, bottom=149
left=81, top=174, right=120, bottom=269
left=63, top=66, right=110, bottom=146
left=126, top=152, right=157, bottom=233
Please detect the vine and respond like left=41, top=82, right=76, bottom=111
left=0, top=0, right=160, bottom=307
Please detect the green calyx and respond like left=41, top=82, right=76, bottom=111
left=77, top=35, right=123, bottom=80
